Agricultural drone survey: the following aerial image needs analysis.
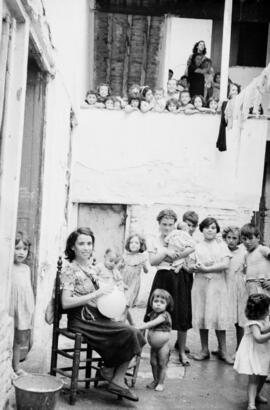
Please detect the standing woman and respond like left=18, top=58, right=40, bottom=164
left=144, top=209, right=193, bottom=366
left=185, top=40, right=207, bottom=74
left=192, top=217, right=234, bottom=365
left=61, top=227, right=145, bottom=402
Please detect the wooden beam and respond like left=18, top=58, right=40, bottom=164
left=95, top=0, right=270, bottom=22
left=220, top=0, right=233, bottom=101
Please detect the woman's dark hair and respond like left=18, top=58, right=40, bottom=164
left=199, top=217, right=220, bottom=233
left=192, top=41, right=207, bottom=55
left=156, top=209, right=177, bottom=223
left=150, top=288, right=174, bottom=313
left=65, top=227, right=95, bottom=262
left=125, top=234, right=147, bottom=253
left=245, top=293, right=270, bottom=320
left=182, top=210, right=199, bottom=227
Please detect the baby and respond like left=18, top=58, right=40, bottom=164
left=165, top=222, right=195, bottom=273
left=94, top=248, right=125, bottom=291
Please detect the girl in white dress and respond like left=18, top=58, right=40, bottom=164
left=10, top=232, right=34, bottom=376
left=234, top=294, right=270, bottom=410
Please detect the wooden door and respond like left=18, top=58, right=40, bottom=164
left=16, top=58, right=46, bottom=294
left=78, top=204, right=127, bottom=263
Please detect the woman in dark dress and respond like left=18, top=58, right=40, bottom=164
left=144, top=209, right=193, bottom=366
left=188, top=53, right=206, bottom=98
left=61, top=227, right=145, bottom=402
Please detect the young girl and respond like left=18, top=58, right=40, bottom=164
left=234, top=294, right=270, bottom=410
left=10, top=232, right=34, bottom=376
left=121, top=234, right=148, bottom=310
left=139, top=289, right=173, bottom=392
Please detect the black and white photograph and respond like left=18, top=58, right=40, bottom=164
left=1, top=1, right=270, bottom=409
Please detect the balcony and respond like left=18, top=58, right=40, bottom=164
left=71, top=109, right=267, bottom=220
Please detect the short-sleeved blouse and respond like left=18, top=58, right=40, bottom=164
left=61, top=260, right=97, bottom=305
left=147, top=235, right=173, bottom=271
left=195, top=239, right=231, bottom=279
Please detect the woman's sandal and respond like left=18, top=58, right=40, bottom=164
left=107, top=382, right=139, bottom=402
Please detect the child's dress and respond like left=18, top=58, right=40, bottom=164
left=226, top=244, right=247, bottom=327
left=121, top=251, right=148, bottom=307
left=234, top=319, right=270, bottom=375
left=10, top=264, right=34, bottom=330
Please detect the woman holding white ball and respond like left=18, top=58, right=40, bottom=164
left=61, top=227, right=145, bottom=402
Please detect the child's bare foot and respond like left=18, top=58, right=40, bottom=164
left=146, top=380, right=157, bottom=389
left=155, top=384, right=164, bottom=392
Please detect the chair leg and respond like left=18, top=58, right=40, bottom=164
left=85, top=344, right=92, bottom=389
left=50, top=332, right=59, bottom=376
left=131, top=354, right=141, bottom=387
left=69, top=334, right=82, bottom=405
left=94, top=358, right=102, bottom=388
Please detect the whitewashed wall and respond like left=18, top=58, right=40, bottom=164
left=72, top=110, right=267, bottom=220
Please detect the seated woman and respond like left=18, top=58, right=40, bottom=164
left=61, top=227, right=146, bottom=402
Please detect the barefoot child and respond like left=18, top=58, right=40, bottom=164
left=234, top=294, right=270, bottom=410
left=10, top=232, right=34, bottom=376
left=139, top=289, right=173, bottom=392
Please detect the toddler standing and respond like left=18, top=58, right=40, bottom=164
left=10, top=232, right=34, bottom=376
left=139, top=289, right=173, bottom=392
left=234, top=294, right=270, bottom=410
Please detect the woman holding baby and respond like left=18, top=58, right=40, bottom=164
left=144, top=209, right=194, bottom=366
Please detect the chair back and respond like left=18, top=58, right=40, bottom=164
left=53, top=256, right=63, bottom=328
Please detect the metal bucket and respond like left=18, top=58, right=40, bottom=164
left=13, top=374, right=63, bottom=410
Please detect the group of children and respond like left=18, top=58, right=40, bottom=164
left=9, top=220, right=270, bottom=409
left=83, top=80, right=220, bottom=116
left=82, top=39, right=244, bottom=117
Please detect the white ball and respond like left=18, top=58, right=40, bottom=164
left=97, top=288, right=126, bottom=319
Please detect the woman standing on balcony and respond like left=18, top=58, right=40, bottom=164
left=144, top=209, right=194, bottom=366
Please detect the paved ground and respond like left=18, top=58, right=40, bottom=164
left=11, top=307, right=270, bottom=410
left=55, top=308, right=270, bottom=410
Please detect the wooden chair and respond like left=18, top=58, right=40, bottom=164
left=50, top=257, right=142, bottom=404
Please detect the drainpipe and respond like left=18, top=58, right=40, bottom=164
left=220, top=0, right=233, bottom=100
